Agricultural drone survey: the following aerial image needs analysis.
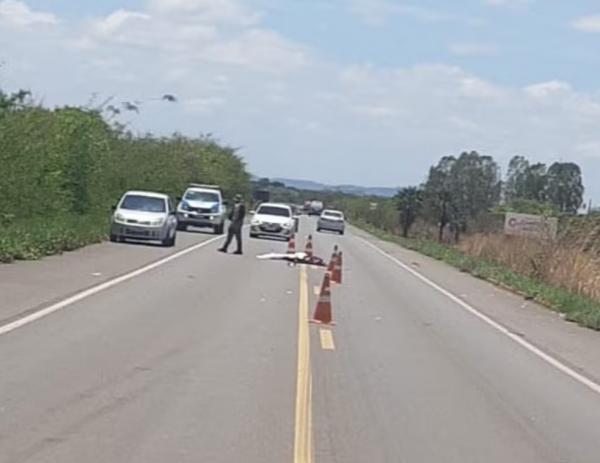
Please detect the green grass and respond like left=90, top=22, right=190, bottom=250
left=353, top=220, right=600, bottom=331
left=0, top=214, right=109, bottom=263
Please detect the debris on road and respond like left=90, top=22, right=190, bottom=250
left=256, top=252, right=327, bottom=267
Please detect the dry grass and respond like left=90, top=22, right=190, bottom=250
left=459, top=231, right=600, bottom=302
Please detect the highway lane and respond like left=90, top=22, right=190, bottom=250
left=1, top=217, right=600, bottom=462
left=0, top=228, right=220, bottom=325
left=0, top=226, right=301, bottom=463
left=310, top=227, right=600, bottom=462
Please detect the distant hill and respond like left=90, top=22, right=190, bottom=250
left=273, top=178, right=399, bottom=198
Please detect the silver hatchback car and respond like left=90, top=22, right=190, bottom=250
left=317, top=209, right=346, bottom=235
left=110, top=191, right=178, bottom=246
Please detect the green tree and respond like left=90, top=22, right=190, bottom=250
left=505, top=155, right=529, bottom=201
left=545, top=162, right=584, bottom=214
left=423, top=156, right=456, bottom=242
left=523, top=162, right=548, bottom=202
left=448, top=151, right=501, bottom=241
left=503, top=156, right=548, bottom=203
left=396, top=186, right=423, bottom=238
left=423, top=152, right=501, bottom=242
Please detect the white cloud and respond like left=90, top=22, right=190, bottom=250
left=93, top=10, right=150, bottom=36
left=524, top=80, right=572, bottom=98
left=571, top=15, right=600, bottom=33
left=79, top=1, right=306, bottom=74
left=350, top=104, right=401, bottom=118
left=184, top=96, right=227, bottom=113
left=148, top=0, right=260, bottom=26
left=484, top=0, right=534, bottom=8
left=574, top=141, right=600, bottom=159
left=201, top=29, right=307, bottom=73
left=350, top=0, right=457, bottom=26
left=0, top=0, right=57, bottom=27
left=449, top=43, right=498, bottom=57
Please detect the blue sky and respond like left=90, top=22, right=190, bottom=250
left=2, top=0, right=600, bottom=199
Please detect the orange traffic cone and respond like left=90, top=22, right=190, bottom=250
left=310, top=272, right=335, bottom=325
left=332, top=251, right=342, bottom=284
left=305, top=235, right=314, bottom=258
left=327, top=246, right=339, bottom=273
left=287, top=234, right=296, bottom=254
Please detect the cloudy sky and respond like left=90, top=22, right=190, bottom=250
left=2, top=0, right=600, bottom=198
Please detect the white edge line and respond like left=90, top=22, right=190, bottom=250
left=0, top=234, right=226, bottom=336
left=357, top=236, right=600, bottom=396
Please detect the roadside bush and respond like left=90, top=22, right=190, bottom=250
left=0, top=98, right=251, bottom=262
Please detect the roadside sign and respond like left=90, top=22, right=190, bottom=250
left=504, top=212, right=558, bottom=240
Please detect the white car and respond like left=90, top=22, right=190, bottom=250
left=250, top=203, right=295, bottom=240
left=317, top=209, right=346, bottom=235
left=110, top=191, right=178, bottom=246
left=176, top=184, right=227, bottom=234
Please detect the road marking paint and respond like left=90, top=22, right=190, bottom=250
left=0, top=234, right=228, bottom=336
left=358, top=236, right=600, bottom=396
left=294, top=266, right=313, bottom=463
left=313, top=286, right=320, bottom=296
left=319, top=329, right=335, bottom=350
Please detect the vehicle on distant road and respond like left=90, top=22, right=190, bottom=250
left=253, top=188, right=271, bottom=204
left=250, top=203, right=295, bottom=240
left=317, top=209, right=346, bottom=235
left=110, top=191, right=178, bottom=246
left=308, top=200, right=324, bottom=216
left=176, top=184, right=227, bottom=234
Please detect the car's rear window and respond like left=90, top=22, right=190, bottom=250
left=121, top=195, right=166, bottom=213
left=257, top=206, right=291, bottom=217
left=323, top=211, right=343, bottom=219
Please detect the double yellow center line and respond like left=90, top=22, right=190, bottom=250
left=294, top=266, right=337, bottom=462
left=294, top=266, right=313, bottom=463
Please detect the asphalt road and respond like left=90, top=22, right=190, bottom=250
left=1, top=217, right=600, bottom=462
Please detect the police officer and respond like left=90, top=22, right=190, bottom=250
left=218, top=194, right=246, bottom=255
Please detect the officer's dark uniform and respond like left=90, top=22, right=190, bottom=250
left=219, top=197, right=246, bottom=255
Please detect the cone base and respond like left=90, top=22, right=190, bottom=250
left=309, top=319, right=336, bottom=326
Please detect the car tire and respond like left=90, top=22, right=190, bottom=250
left=162, top=229, right=177, bottom=247
left=177, top=222, right=187, bottom=232
left=250, top=233, right=258, bottom=239
left=214, top=224, right=225, bottom=235
left=109, top=233, right=119, bottom=243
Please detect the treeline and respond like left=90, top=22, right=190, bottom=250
left=335, top=151, right=584, bottom=242
left=0, top=90, right=251, bottom=261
